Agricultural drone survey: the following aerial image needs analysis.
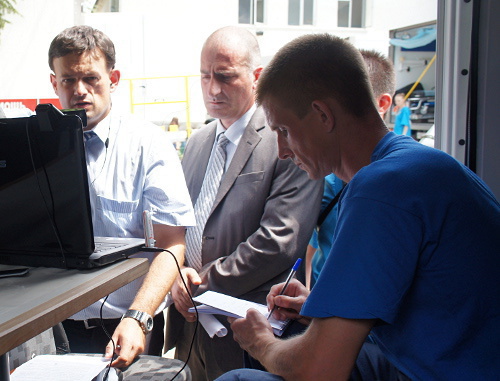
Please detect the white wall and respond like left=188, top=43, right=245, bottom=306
left=0, top=0, right=437, bottom=125
left=0, top=0, right=77, bottom=99
left=370, top=1, right=437, bottom=31
left=393, top=48, right=436, bottom=92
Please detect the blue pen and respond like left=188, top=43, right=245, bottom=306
left=267, top=258, right=302, bottom=320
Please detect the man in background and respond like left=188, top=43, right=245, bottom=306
left=393, top=92, right=412, bottom=136
left=48, top=25, right=194, bottom=367
left=166, top=26, right=322, bottom=380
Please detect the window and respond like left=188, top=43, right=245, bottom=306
left=110, top=0, right=119, bottom=12
left=82, top=0, right=119, bottom=13
left=338, top=0, right=364, bottom=28
left=288, top=0, right=314, bottom=26
left=239, top=0, right=264, bottom=24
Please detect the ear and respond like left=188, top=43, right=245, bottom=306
left=50, top=73, right=58, bottom=95
left=252, top=66, right=263, bottom=88
left=109, top=69, right=121, bottom=92
left=311, top=100, right=335, bottom=132
left=376, top=93, right=392, bottom=117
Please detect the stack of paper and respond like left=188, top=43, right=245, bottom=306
left=188, top=291, right=290, bottom=336
left=10, top=355, right=110, bottom=380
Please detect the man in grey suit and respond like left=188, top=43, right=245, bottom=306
left=166, top=26, right=322, bottom=380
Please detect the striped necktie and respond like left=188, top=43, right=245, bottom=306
left=83, top=130, right=97, bottom=143
left=83, top=131, right=99, bottom=163
left=185, top=132, right=229, bottom=271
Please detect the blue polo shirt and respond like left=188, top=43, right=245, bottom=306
left=303, top=132, right=500, bottom=380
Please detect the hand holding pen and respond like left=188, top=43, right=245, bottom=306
left=267, top=258, right=303, bottom=320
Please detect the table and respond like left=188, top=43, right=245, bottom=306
left=0, top=258, right=149, bottom=379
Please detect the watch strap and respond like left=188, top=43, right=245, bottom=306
left=122, top=309, right=153, bottom=334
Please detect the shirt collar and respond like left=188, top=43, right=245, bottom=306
left=215, top=104, right=256, bottom=146
left=86, top=111, right=113, bottom=144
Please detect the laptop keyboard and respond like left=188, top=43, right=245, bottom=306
left=93, top=242, right=127, bottom=253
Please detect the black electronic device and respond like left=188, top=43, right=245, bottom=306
left=0, top=104, right=143, bottom=269
left=0, top=264, right=30, bottom=278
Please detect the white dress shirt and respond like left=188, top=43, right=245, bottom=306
left=72, top=111, right=195, bottom=320
left=214, top=104, right=256, bottom=170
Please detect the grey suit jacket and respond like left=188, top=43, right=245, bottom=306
left=166, top=107, right=322, bottom=350
left=181, top=107, right=322, bottom=300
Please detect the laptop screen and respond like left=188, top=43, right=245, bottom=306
left=0, top=106, right=94, bottom=264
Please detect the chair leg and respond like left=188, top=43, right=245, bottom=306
left=52, top=323, right=70, bottom=355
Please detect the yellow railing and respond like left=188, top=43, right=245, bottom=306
left=123, top=74, right=199, bottom=137
left=403, top=54, right=437, bottom=101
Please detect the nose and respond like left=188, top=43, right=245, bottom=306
left=74, top=80, right=88, bottom=96
left=277, top=133, right=293, bottom=160
left=207, top=77, right=222, bottom=98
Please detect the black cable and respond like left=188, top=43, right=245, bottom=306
left=96, top=248, right=198, bottom=381
left=99, top=294, right=114, bottom=381
left=89, top=126, right=111, bottom=188
left=25, top=120, right=67, bottom=268
left=465, top=0, right=481, bottom=172
left=160, top=248, right=199, bottom=381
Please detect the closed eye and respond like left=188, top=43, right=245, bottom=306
left=85, top=76, right=99, bottom=84
left=61, top=78, right=76, bottom=84
left=214, top=73, right=234, bottom=83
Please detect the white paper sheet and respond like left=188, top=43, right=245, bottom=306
left=188, top=291, right=289, bottom=336
left=198, top=313, right=228, bottom=337
left=10, top=355, right=109, bottom=381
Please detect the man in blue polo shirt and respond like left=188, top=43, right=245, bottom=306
left=216, top=34, right=500, bottom=380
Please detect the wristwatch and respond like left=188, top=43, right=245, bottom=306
left=122, top=309, right=154, bottom=335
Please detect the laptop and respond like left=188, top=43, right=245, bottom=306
left=0, top=104, right=144, bottom=269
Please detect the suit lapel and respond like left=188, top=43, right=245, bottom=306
left=186, top=125, right=217, bottom=203
left=210, top=110, right=265, bottom=212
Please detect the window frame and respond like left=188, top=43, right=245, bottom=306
left=288, top=0, right=314, bottom=26
left=337, top=0, right=365, bottom=29
left=239, top=0, right=265, bottom=25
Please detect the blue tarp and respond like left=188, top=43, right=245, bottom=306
left=390, top=27, right=437, bottom=49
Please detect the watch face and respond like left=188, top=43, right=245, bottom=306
left=146, top=317, right=153, bottom=331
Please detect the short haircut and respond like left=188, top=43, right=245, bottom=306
left=203, top=26, right=261, bottom=72
left=360, top=49, right=396, bottom=98
left=256, top=34, right=375, bottom=119
left=48, top=25, right=116, bottom=71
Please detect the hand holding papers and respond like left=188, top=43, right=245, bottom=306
left=188, top=291, right=290, bottom=337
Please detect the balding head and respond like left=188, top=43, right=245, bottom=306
left=200, top=26, right=262, bottom=128
left=203, top=26, right=261, bottom=72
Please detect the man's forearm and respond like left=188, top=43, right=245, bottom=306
left=129, top=243, right=184, bottom=315
left=129, top=225, right=185, bottom=315
left=253, top=331, right=306, bottom=379
left=239, top=320, right=321, bottom=381
left=233, top=316, right=374, bottom=381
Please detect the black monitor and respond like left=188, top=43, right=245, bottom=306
left=0, top=104, right=94, bottom=267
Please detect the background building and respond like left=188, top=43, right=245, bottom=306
left=0, top=0, right=437, bottom=129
